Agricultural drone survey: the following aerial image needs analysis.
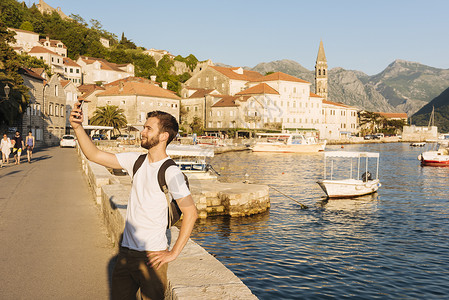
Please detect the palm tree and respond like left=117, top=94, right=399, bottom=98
left=90, top=105, right=127, bottom=135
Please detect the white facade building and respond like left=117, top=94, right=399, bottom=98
left=76, top=56, right=134, bottom=85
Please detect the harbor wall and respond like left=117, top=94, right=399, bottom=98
left=76, top=146, right=260, bottom=299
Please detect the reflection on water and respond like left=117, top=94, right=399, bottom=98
left=191, top=143, right=449, bottom=299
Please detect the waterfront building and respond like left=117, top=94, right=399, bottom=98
left=184, top=65, right=264, bottom=95
left=76, top=56, right=134, bottom=85
left=63, top=57, right=82, bottom=86
left=180, top=87, right=220, bottom=128
left=315, top=40, right=328, bottom=100
left=320, top=99, right=358, bottom=140
left=95, top=77, right=180, bottom=128
left=375, top=112, right=408, bottom=124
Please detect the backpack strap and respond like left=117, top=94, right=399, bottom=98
left=132, top=154, right=147, bottom=178
left=158, top=158, right=189, bottom=228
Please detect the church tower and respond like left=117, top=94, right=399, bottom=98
left=315, top=40, right=328, bottom=100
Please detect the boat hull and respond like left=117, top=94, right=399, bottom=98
left=252, top=142, right=326, bottom=153
left=420, top=151, right=449, bottom=167
left=317, top=179, right=381, bottom=198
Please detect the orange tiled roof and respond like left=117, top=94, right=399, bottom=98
left=310, top=92, right=322, bottom=98
left=29, top=46, right=60, bottom=56
left=78, top=84, right=105, bottom=97
left=252, top=72, right=310, bottom=84
left=210, top=66, right=263, bottom=81
left=19, top=68, right=45, bottom=81
left=97, top=81, right=180, bottom=100
left=188, top=88, right=217, bottom=98
left=322, top=100, right=352, bottom=108
left=212, top=95, right=251, bottom=107
left=63, top=57, right=80, bottom=67
left=60, top=79, right=71, bottom=88
left=39, top=38, right=67, bottom=48
left=79, top=56, right=131, bottom=73
left=375, top=112, right=408, bottom=119
left=105, top=77, right=157, bottom=87
left=236, top=83, right=279, bottom=95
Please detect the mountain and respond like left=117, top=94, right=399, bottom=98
left=239, top=59, right=449, bottom=115
left=411, top=87, right=449, bottom=132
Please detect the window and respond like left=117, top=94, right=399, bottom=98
left=214, top=76, right=217, bottom=81
left=293, top=87, right=296, bottom=93
left=323, top=70, right=326, bottom=75
left=51, top=57, right=54, bottom=62
left=217, top=121, right=222, bottom=128
left=318, top=69, right=321, bottom=75
left=70, top=68, right=73, bottom=73
left=121, top=100, right=126, bottom=105
left=186, top=107, right=190, bottom=112
left=55, top=104, right=59, bottom=116
left=65, top=68, right=67, bottom=72
left=49, top=103, right=53, bottom=115
left=198, top=78, right=201, bottom=84
left=60, top=106, right=64, bottom=117
left=55, top=85, right=58, bottom=96
left=194, top=106, right=198, bottom=111
left=76, top=69, right=79, bottom=74
left=107, top=100, right=111, bottom=105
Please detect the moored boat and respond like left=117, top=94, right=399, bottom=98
left=418, top=142, right=449, bottom=167
left=251, top=132, right=326, bottom=153
left=166, top=144, right=220, bottom=180
left=317, top=151, right=381, bottom=198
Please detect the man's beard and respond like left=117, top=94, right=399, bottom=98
left=141, top=135, right=160, bottom=149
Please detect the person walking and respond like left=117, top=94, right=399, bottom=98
left=25, top=131, right=35, bottom=163
left=70, top=104, right=198, bottom=300
left=11, top=131, right=24, bottom=165
left=1, top=133, right=12, bottom=167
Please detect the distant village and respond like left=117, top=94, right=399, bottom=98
left=4, top=1, right=411, bottom=147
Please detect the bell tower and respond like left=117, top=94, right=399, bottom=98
left=315, top=40, right=328, bottom=100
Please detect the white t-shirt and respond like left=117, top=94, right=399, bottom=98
left=116, top=152, right=190, bottom=251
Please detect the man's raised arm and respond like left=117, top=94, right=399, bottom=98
left=69, top=101, right=122, bottom=169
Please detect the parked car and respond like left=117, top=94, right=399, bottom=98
left=116, top=134, right=136, bottom=140
left=60, top=135, right=77, bottom=148
left=364, top=135, right=374, bottom=140
left=92, top=134, right=107, bottom=140
left=374, top=133, right=384, bottom=139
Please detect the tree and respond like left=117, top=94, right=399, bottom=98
left=90, top=105, right=127, bottom=134
left=0, top=22, right=30, bottom=126
left=190, top=116, right=204, bottom=134
left=19, top=21, right=33, bottom=31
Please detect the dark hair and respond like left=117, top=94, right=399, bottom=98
left=147, top=110, right=179, bottom=145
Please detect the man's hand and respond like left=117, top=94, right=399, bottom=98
left=69, top=101, right=84, bottom=130
left=147, top=250, right=177, bottom=270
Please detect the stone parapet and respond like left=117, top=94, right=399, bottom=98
left=76, top=146, right=260, bottom=299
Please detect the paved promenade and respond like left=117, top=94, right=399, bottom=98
left=0, top=147, right=116, bottom=299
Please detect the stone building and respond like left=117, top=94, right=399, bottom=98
left=315, top=40, right=328, bottom=100
left=39, top=37, right=67, bottom=57
left=184, top=65, right=264, bottom=95
left=19, top=70, right=66, bottom=146
left=76, top=56, right=134, bottom=85
left=96, top=77, right=180, bottom=127
left=320, top=99, right=358, bottom=139
left=7, top=28, right=40, bottom=53
left=180, top=87, right=220, bottom=127
left=37, top=0, right=72, bottom=20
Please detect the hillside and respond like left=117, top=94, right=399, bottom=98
left=243, top=59, right=449, bottom=115
left=411, top=87, right=449, bottom=132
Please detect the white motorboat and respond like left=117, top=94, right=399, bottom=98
left=317, top=151, right=381, bottom=198
left=166, top=144, right=220, bottom=180
left=251, top=132, right=326, bottom=153
left=418, top=141, right=449, bottom=167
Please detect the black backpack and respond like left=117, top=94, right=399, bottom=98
left=132, top=154, right=189, bottom=228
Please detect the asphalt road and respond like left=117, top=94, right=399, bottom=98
left=0, top=146, right=116, bottom=299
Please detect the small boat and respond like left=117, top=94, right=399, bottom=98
left=410, top=142, right=426, bottom=147
left=251, top=132, right=326, bottom=153
left=418, top=142, right=449, bottom=167
left=317, top=151, right=381, bottom=198
left=166, top=144, right=220, bottom=180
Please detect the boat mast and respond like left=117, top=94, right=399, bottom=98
left=428, top=106, right=435, bottom=128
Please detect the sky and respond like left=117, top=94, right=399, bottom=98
left=30, top=0, right=449, bottom=75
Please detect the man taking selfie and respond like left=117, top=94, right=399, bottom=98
left=70, top=103, right=198, bottom=300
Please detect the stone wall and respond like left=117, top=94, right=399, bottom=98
left=76, top=145, right=264, bottom=299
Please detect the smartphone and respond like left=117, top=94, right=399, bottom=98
left=77, top=99, right=84, bottom=119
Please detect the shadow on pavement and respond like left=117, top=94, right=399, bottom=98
left=0, top=170, right=22, bottom=178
